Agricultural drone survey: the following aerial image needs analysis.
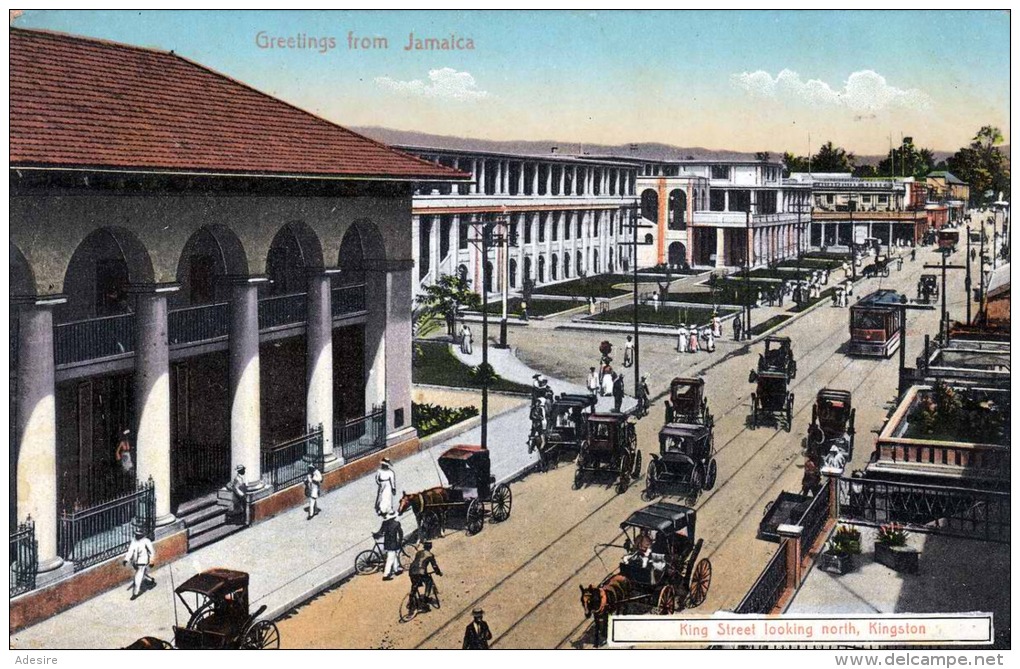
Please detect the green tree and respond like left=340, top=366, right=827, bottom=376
left=782, top=151, right=809, bottom=176
left=812, top=141, right=856, bottom=173
left=877, top=137, right=937, bottom=179
left=754, top=151, right=772, bottom=163
left=947, top=126, right=1010, bottom=205
left=415, top=273, right=481, bottom=337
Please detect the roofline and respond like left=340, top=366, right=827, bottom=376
left=10, top=164, right=467, bottom=183
left=395, top=144, right=642, bottom=167
left=11, top=27, right=468, bottom=182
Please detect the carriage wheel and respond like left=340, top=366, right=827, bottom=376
left=643, top=461, right=658, bottom=500
left=241, top=620, right=280, bottom=649
left=420, top=511, right=442, bottom=540
left=465, top=499, right=485, bottom=535
left=704, top=459, right=718, bottom=491
left=399, top=593, right=419, bottom=623
left=616, top=455, right=631, bottom=495
left=355, top=548, right=383, bottom=576
left=790, top=361, right=797, bottom=379
left=656, top=585, right=677, bottom=615
left=491, top=484, right=512, bottom=522
left=572, top=463, right=584, bottom=490
left=686, top=558, right=712, bottom=608
left=186, top=601, right=216, bottom=629
left=632, top=450, right=643, bottom=480
left=689, top=464, right=703, bottom=492
left=399, top=544, right=417, bottom=572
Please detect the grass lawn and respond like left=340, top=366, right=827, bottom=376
left=788, top=287, right=835, bottom=313
left=412, top=341, right=532, bottom=393
left=636, top=266, right=704, bottom=276
left=533, top=274, right=632, bottom=298
left=479, top=297, right=578, bottom=317
left=589, top=304, right=735, bottom=327
left=748, top=314, right=792, bottom=336
left=746, top=268, right=812, bottom=280
left=802, top=251, right=852, bottom=261
left=778, top=258, right=845, bottom=271
left=667, top=285, right=756, bottom=305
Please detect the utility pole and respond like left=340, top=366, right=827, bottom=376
left=923, top=251, right=964, bottom=345
left=497, top=213, right=512, bottom=348
left=619, top=204, right=654, bottom=392
left=745, top=203, right=753, bottom=338
left=965, top=225, right=972, bottom=324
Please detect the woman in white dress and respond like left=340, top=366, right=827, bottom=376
left=375, top=459, right=396, bottom=517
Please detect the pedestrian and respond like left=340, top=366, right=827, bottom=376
left=688, top=325, right=699, bottom=353
left=623, top=335, right=635, bottom=368
left=304, top=464, right=323, bottom=520
left=676, top=323, right=688, bottom=353
left=531, top=395, right=548, bottom=435
left=602, top=366, right=614, bottom=398
left=651, top=292, right=660, bottom=312
left=712, top=312, right=722, bottom=338
left=463, top=608, right=493, bottom=649
left=733, top=317, right=743, bottom=342
left=123, top=525, right=155, bottom=600
left=778, top=284, right=785, bottom=307
left=800, top=458, right=821, bottom=497
left=588, top=296, right=596, bottom=316
left=377, top=511, right=404, bottom=580
left=912, top=248, right=917, bottom=262
left=612, top=372, right=625, bottom=413
left=115, top=429, right=134, bottom=477
left=636, top=375, right=650, bottom=417
left=459, top=323, right=467, bottom=353
left=586, top=367, right=599, bottom=399
left=755, top=288, right=763, bottom=307
left=822, top=269, right=829, bottom=285
left=520, top=300, right=529, bottom=321
left=375, top=458, right=396, bottom=517
left=462, top=325, right=473, bottom=355
left=230, top=465, right=247, bottom=522
left=703, top=327, right=716, bottom=353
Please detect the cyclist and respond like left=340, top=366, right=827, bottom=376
left=408, top=541, right=442, bottom=611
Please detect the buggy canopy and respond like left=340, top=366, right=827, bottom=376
left=621, top=501, right=696, bottom=534
left=438, top=445, right=491, bottom=489
left=175, top=569, right=249, bottom=597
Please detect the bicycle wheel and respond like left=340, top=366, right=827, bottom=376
left=399, top=592, right=419, bottom=623
left=355, top=549, right=382, bottom=576
left=430, top=582, right=441, bottom=610
left=398, top=545, right=417, bottom=571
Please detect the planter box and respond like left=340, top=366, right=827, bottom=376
left=875, top=543, right=919, bottom=574
left=819, top=551, right=854, bottom=575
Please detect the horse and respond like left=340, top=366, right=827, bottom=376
left=579, top=575, right=632, bottom=646
left=398, top=487, right=453, bottom=538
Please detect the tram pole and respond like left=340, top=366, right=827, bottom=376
left=965, top=225, right=972, bottom=324
left=481, top=219, right=489, bottom=451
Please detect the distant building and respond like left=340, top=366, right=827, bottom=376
left=401, top=147, right=638, bottom=297
left=926, top=171, right=969, bottom=223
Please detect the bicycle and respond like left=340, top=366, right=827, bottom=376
left=353, top=535, right=416, bottom=576
left=398, top=570, right=441, bottom=623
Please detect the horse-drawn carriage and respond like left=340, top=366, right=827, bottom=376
left=665, top=377, right=714, bottom=426
left=806, top=388, right=855, bottom=467
left=579, top=503, right=712, bottom=645
left=574, top=413, right=642, bottom=494
left=862, top=257, right=892, bottom=278
left=644, top=423, right=717, bottom=499
left=398, top=445, right=512, bottom=539
left=749, top=368, right=794, bottom=431
left=123, top=569, right=280, bottom=649
left=918, top=274, right=939, bottom=303
left=758, top=336, right=797, bottom=379
left=530, top=392, right=596, bottom=470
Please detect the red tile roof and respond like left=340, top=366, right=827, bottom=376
left=10, top=28, right=469, bottom=181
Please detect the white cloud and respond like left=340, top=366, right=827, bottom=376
left=375, top=68, right=490, bottom=101
left=731, top=68, right=932, bottom=112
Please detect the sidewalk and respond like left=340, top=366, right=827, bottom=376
left=11, top=345, right=629, bottom=650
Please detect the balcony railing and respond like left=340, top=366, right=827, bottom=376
left=734, top=546, right=787, bottom=614
left=55, top=313, right=135, bottom=366
left=9, top=519, right=37, bottom=598
left=57, top=478, right=155, bottom=571
left=261, top=425, right=324, bottom=490
left=258, top=292, right=307, bottom=330
left=168, top=302, right=229, bottom=346
left=335, top=403, right=387, bottom=463
left=332, top=284, right=367, bottom=318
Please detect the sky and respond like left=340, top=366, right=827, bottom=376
left=11, top=9, right=1012, bottom=155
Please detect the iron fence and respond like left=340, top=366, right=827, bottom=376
left=734, top=545, right=787, bottom=614
left=10, top=519, right=37, bottom=598
left=258, top=293, right=307, bottom=330
left=168, top=302, right=230, bottom=345
left=261, top=425, right=324, bottom=490
left=838, top=477, right=1009, bottom=544
left=798, top=480, right=831, bottom=551
left=58, top=478, right=156, bottom=571
left=331, top=284, right=367, bottom=318
left=335, top=404, right=387, bottom=463
left=54, top=313, right=135, bottom=365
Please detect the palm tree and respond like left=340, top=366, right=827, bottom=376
left=415, top=273, right=481, bottom=336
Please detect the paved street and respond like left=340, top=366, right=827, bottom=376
left=277, top=244, right=971, bottom=648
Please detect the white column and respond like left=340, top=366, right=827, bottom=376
left=16, top=301, right=63, bottom=572
left=572, top=166, right=579, bottom=195
left=306, top=272, right=336, bottom=463
left=430, top=218, right=441, bottom=280
left=545, top=164, right=553, bottom=195
left=715, top=228, right=726, bottom=268
left=494, top=161, right=503, bottom=196
left=517, top=162, right=524, bottom=195
left=479, top=159, right=487, bottom=195
left=531, top=163, right=539, bottom=195
left=558, top=165, right=566, bottom=196
left=134, top=288, right=175, bottom=526
left=364, top=268, right=387, bottom=413
left=470, top=160, right=479, bottom=194
left=229, top=281, right=263, bottom=488
left=724, top=191, right=730, bottom=212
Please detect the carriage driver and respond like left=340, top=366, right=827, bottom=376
left=408, top=541, right=442, bottom=609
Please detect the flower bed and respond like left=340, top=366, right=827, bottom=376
left=587, top=304, right=735, bottom=327
left=412, top=402, right=479, bottom=438
left=532, top=274, right=632, bottom=298
left=477, top=298, right=577, bottom=318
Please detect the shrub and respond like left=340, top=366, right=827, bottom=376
left=412, top=402, right=479, bottom=438
left=876, top=523, right=908, bottom=547
left=834, top=525, right=862, bottom=554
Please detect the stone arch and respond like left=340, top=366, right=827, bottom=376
left=645, top=233, right=654, bottom=245
left=576, top=250, right=584, bottom=274
left=59, top=227, right=155, bottom=322
left=458, top=264, right=469, bottom=283
left=538, top=255, right=546, bottom=283
left=563, top=252, right=571, bottom=278
left=593, top=248, right=601, bottom=274
left=266, top=222, right=325, bottom=295
left=551, top=254, right=559, bottom=281
left=509, top=258, right=518, bottom=288
left=10, top=243, right=35, bottom=298
left=175, top=225, right=248, bottom=306
left=641, top=189, right=659, bottom=223
left=335, top=225, right=366, bottom=287
left=523, top=257, right=532, bottom=283
left=668, top=189, right=687, bottom=230
left=668, top=242, right=687, bottom=267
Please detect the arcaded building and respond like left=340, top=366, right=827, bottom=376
left=9, top=28, right=465, bottom=587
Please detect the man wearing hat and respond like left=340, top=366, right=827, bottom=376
left=377, top=511, right=404, bottom=580
left=376, top=458, right=396, bottom=517
left=463, top=608, right=493, bottom=649
left=304, top=464, right=323, bottom=520
left=123, top=525, right=155, bottom=600
left=408, top=540, right=442, bottom=610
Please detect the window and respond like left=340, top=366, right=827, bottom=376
left=524, top=218, right=533, bottom=244
left=862, top=194, right=872, bottom=203
left=538, top=214, right=546, bottom=242
left=459, top=220, right=469, bottom=249
left=551, top=213, right=559, bottom=241
left=710, top=190, right=726, bottom=211
left=826, top=194, right=835, bottom=204
left=711, top=165, right=730, bottom=180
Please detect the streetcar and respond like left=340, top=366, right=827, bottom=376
left=847, top=289, right=904, bottom=357
left=937, top=229, right=959, bottom=253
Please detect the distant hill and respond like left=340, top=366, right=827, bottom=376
left=354, top=126, right=1005, bottom=166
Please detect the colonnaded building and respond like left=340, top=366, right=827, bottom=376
left=9, top=27, right=465, bottom=603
